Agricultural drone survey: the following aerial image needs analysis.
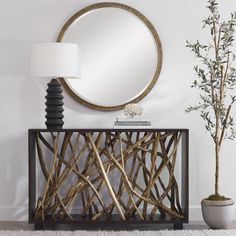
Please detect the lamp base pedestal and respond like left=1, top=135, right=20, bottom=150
left=45, top=78, right=64, bottom=129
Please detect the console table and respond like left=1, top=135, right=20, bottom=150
left=28, top=129, right=189, bottom=230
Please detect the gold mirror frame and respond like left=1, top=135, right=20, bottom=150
left=57, top=2, right=163, bottom=111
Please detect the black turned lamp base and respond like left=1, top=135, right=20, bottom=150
left=45, top=78, right=64, bottom=129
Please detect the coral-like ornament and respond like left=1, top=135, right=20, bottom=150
left=124, top=103, right=143, bottom=118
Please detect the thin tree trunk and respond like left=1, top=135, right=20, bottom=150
left=214, top=108, right=220, bottom=196
left=215, top=141, right=220, bottom=196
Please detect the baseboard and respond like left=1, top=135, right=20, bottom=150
left=0, top=207, right=27, bottom=221
left=189, top=205, right=204, bottom=221
left=0, top=206, right=235, bottom=221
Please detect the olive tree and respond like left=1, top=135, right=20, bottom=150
left=186, top=0, right=236, bottom=199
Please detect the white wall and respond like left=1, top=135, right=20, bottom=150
left=0, top=0, right=236, bottom=221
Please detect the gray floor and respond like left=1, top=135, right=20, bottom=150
left=0, top=221, right=214, bottom=231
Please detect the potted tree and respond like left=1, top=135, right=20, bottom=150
left=186, top=0, right=236, bottom=229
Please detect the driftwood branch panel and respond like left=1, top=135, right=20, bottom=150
left=28, top=129, right=189, bottom=230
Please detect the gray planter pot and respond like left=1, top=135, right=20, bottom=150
left=201, top=198, right=234, bottom=229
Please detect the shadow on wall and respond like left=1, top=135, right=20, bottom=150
left=0, top=132, right=28, bottom=220
left=0, top=42, right=43, bottom=220
left=0, top=42, right=30, bottom=77
left=0, top=42, right=46, bottom=127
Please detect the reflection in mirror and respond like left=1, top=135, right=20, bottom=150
left=58, top=3, right=162, bottom=111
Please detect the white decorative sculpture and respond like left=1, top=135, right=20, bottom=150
left=124, top=103, right=143, bottom=118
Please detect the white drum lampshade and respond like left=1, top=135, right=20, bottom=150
left=30, top=42, right=80, bottom=129
left=30, top=42, right=80, bottom=78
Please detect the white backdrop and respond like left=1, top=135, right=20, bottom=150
left=0, top=0, right=236, bottom=221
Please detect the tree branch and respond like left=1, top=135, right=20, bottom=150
left=219, top=104, right=232, bottom=148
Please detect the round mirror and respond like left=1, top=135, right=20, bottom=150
left=57, top=3, right=162, bottom=111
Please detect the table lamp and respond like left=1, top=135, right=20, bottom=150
left=30, top=42, right=80, bottom=129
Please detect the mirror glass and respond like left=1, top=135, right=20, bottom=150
left=58, top=3, right=162, bottom=110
